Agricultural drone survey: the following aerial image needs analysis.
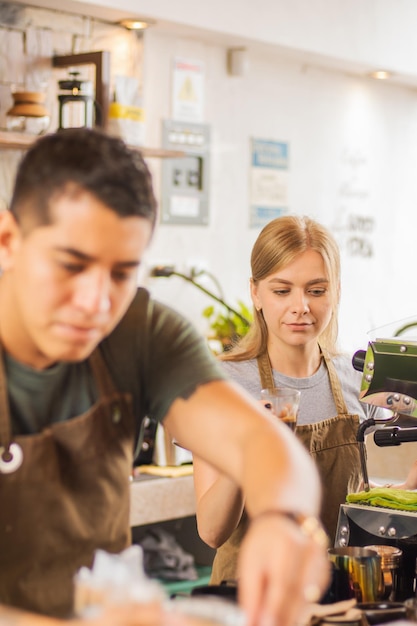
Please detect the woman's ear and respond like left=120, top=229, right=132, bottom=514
left=250, top=278, right=261, bottom=311
left=0, top=210, right=21, bottom=271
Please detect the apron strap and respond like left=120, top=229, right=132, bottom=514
left=0, top=344, right=11, bottom=448
left=320, top=348, right=349, bottom=415
left=0, top=344, right=117, bottom=449
left=257, top=345, right=349, bottom=415
left=89, top=347, right=118, bottom=398
left=257, top=351, right=274, bottom=389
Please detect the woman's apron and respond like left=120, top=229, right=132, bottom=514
left=210, top=350, right=361, bottom=585
left=0, top=346, right=136, bottom=618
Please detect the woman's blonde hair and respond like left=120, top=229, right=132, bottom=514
left=221, top=215, right=341, bottom=361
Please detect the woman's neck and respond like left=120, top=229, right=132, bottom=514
left=267, top=342, right=322, bottom=378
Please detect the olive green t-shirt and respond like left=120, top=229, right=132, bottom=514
left=6, top=288, right=226, bottom=439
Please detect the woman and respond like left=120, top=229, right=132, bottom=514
left=193, top=214, right=387, bottom=585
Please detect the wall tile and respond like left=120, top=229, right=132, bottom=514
left=0, top=150, right=22, bottom=210
left=0, top=2, right=24, bottom=29
left=0, top=29, right=25, bottom=86
left=25, top=5, right=86, bottom=33
left=25, top=27, right=53, bottom=90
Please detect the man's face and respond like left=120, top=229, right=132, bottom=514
left=0, top=190, right=153, bottom=369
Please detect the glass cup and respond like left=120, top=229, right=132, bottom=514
left=260, top=388, right=301, bottom=431
left=405, top=597, right=417, bottom=622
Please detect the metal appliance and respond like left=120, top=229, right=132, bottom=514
left=335, top=336, right=417, bottom=600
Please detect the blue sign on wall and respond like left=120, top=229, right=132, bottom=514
left=250, top=138, right=289, bottom=228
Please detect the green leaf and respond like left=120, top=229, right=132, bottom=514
left=202, top=300, right=253, bottom=351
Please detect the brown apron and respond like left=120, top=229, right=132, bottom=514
left=0, top=346, right=136, bottom=618
left=210, top=350, right=361, bottom=585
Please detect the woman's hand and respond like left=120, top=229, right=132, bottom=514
left=364, top=459, right=417, bottom=491
left=401, top=459, right=417, bottom=490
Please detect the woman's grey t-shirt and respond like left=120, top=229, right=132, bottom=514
left=7, top=288, right=227, bottom=436
left=220, top=355, right=384, bottom=425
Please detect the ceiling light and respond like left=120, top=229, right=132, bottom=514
left=369, top=69, right=392, bottom=80
left=118, top=18, right=155, bottom=30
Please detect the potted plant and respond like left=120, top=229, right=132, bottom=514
left=202, top=301, right=253, bottom=353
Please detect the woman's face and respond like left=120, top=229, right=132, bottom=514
left=251, top=249, right=333, bottom=350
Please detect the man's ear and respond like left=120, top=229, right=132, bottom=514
left=0, top=210, right=21, bottom=271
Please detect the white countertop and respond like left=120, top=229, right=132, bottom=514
left=129, top=474, right=196, bottom=527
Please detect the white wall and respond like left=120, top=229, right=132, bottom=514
left=139, top=28, right=417, bottom=354
left=2, top=1, right=417, bottom=358
left=24, top=0, right=417, bottom=81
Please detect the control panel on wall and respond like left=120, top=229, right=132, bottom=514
left=161, top=120, right=210, bottom=225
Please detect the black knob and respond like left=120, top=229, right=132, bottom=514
left=352, top=349, right=366, bottom=372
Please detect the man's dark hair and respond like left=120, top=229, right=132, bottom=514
left=9, top=127, right=157, bottom=230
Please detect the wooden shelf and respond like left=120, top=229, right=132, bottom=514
left=0, top=130, right=185, bottom=158
left=135, top=146, right=185, bottom=159
left=0, top=130, right=35, bottom=150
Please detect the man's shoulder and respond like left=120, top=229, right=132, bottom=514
left=123, top=287, right=189, bottom=326
left=104, top=286, right=203, bottom=357
left=124, top=287, right=151, bottom=317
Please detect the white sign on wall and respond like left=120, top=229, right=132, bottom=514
left=171, top=57, right=205, bottom=122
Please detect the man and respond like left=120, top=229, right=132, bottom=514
left=0, top=128, right=329, bottom=626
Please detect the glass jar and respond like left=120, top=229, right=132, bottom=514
left=58, top=72, right=94, bottom=129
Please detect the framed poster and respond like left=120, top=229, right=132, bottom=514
left=249, top=139, right=289, bottom=228
left=172, top=57, right=205, bottom=123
